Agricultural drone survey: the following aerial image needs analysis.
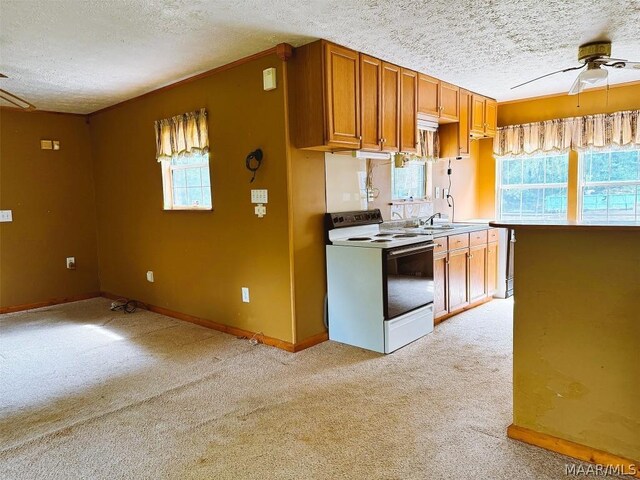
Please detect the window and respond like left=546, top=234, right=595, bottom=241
left=161, top=152, right=212, bottom=210
left=580, top=149, right=640, bottom=221
left=497, top=154, right=568, bottom=220
left=392, top=161, right=426, bottom=200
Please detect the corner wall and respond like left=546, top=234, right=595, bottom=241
left=89, top=54, right=296, bottom=343
left=0, top=110, right=99, bottom=309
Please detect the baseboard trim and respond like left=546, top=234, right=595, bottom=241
left=507, top=424, right=640, bottom=478
left=0, top=292, right=101, bottom=314
left=100, top=292, right=327, bottom=353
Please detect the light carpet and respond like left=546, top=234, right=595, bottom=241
left=0, top=298, right=621, bottom=479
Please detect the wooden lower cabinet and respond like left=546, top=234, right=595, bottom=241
left=433, top=253, right=448, bottom=318
left=447, top=248, right=469, bottom=313
left=468, top=244, right=487, bottom=303
left=434, top=230, right=498, bottom=322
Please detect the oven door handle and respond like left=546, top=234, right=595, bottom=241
left=387, top=243, right=436, bottom=257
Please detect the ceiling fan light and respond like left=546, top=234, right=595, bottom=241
left=580, top=67, right=608, bottom=84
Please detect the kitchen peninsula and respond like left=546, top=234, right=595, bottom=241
left=489, top=220, right=640, bottom=472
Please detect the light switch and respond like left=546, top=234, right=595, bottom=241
left=53, top=141, right=60, bottom=150
left=251, top=189, right=268, bottom=204
left=263, top=67, right=276, bottom=91
left=41, top=140, right=53, bottom=150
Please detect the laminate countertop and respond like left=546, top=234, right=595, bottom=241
left=489, top=220, right=640, bottom=231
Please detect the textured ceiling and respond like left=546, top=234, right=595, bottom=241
left=1, top=0, right=639, bottom=114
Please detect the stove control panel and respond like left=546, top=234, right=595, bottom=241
left=325, top=209, right=383, bottom=229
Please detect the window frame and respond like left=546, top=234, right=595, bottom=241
left=161, top=152, right=212, bottom=211
left=391, top=161, right=427, bottom=201
left=495, top=153, right=570, bottom=221
left=578, top=148, right=640, bottom=222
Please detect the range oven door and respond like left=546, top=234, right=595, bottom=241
left=383, top=243, right=435, bottom=320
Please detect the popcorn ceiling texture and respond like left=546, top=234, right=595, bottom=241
left=1, top=0, right=639, bottom=114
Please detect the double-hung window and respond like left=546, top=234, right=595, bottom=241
left=497, top=154, right=569, bottom=220
left=580, top=149, right=640, bottom=221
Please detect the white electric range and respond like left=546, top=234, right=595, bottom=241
left=325, top=209, right=436, bottom=353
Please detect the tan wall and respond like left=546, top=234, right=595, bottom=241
left=89, top=54, right=296, bottom=343
left=477, top=83, right=640, bottom=219
left=0, top=110, right=99, bottom=308
left=512, top=228, right=640, bottom=461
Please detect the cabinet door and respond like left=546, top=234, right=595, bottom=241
left=324, top=43, right=361, bottom=149
left=484, top=98, right=497, bottom=137
left=470, top=94, right=486, bottom=137
left=458, top=89, right=471, bottom=156
left=381, top=62, right=401, bottom=152
left=360, top=54, right=382, bottom=151
left=417, top=73, right=439, bottom=118
left=487, top=241, right=498, bottom=296
left=469, top=244, right=487, bottom=303
left=439, top=82, right=459, bottom=122
left=448, top=248, right=469, bottom=312
left=433, top=253, right=448, bottom=319
left=400, top=68, right=418, bottom=153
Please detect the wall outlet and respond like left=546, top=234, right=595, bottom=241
left=443, top=188, right=450, bottom=197
left=254, top=204, right=266, bottom=218
left=146, top=271, right=154, bottom=283
left=66, top=257, right=76, bottom=270
left=0, top=210, right=13, bottom=222
left=241, top=287, right=250, bottom=303
left=435, top=187, right=441, bottom=199
left=251, top=189, right=268, bottom=204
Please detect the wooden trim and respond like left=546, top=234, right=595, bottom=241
left=507, top=424, right=640, bottom=478
left=276, top=43, right=293, bottom=61
left=0, top=292, right=101, bottom=314
left=100, top=292, right=327, bottom=353
left=0, top=106, right=88, bottom=118
left=89, top=45, right=283, bottom=117
left=498, top=80, right=640, bottom=105
left=293, top=331, right=329, bottom=352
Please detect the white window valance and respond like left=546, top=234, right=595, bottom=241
left=154, top=108, right=209, bottom=161
left=494, top=110, right=640, bottom=157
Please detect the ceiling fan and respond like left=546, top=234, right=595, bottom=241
left=0, top=73, right=36, bottom=110
left=512, top=41, right=640, bottom=95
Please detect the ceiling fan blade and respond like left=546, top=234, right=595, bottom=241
left=511, top=64, right=586, bottom=90
left=568, top=73, right=583, bottom=96
left=0, top=88, right=36, bottom=110
left=603, top=60, right=640, bottom=69
left=593, top=57, right=628, bottom=63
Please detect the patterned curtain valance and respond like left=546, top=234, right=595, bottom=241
left=494, top=110, right=640, bottom=157
left=154, top=108, right=209, bottom=161
left=417, top=129, right=439, bottom=160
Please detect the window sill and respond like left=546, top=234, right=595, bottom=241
left=163, top=206, right=213, bottom=211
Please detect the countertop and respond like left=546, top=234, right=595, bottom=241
left=489, top=220, right=640, bottom=231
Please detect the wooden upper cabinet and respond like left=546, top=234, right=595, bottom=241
left=400, top=68, right=418, bottom=153
left=485, top=99, right=497, bottom=137
left=458, top=89, right=471, bottom=156
left=439, top=82, right=459, bottom=122
left=360, top=54, right=382, bottom=151
left=381, top=62, right=401, bottom=153
left=324, top=43, right=361, bottom=148
left=418, top=73, right=439, bottom=118
left=470, top=94, right=497, bottom=138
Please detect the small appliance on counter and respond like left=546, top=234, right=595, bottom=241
left=325, top=209, right=436, bottom=353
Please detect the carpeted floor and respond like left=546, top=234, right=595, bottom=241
left=0, top=298, right=620, bottom=479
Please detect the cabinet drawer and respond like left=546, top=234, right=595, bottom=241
left=433, top=237, right=448, bottom=254
left=488, top=228, right=499, bottom=243
left=448, top=233, right=469, bottom=250
left=470, top=229, right=488, bottom=247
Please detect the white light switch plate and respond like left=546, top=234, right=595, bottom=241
left=0, top=210, right=13, bottom=222
left=251, top=189, right=268, bottom=204
left=241, top=287, right=250, bottom=303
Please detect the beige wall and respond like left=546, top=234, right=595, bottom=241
left=0, top=110, right=99, bottom=309
left=89, top=54, right=297, bottom=343
left=512, top=228, right=640, bottom=461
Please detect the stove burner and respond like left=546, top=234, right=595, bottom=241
left=347, top=237, right=372, bottom=241
left=371, top=239, right=392, bottom=243
left=375, top=233, right=393, bottom=237
left=393, top=234, right=418, bottom=238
